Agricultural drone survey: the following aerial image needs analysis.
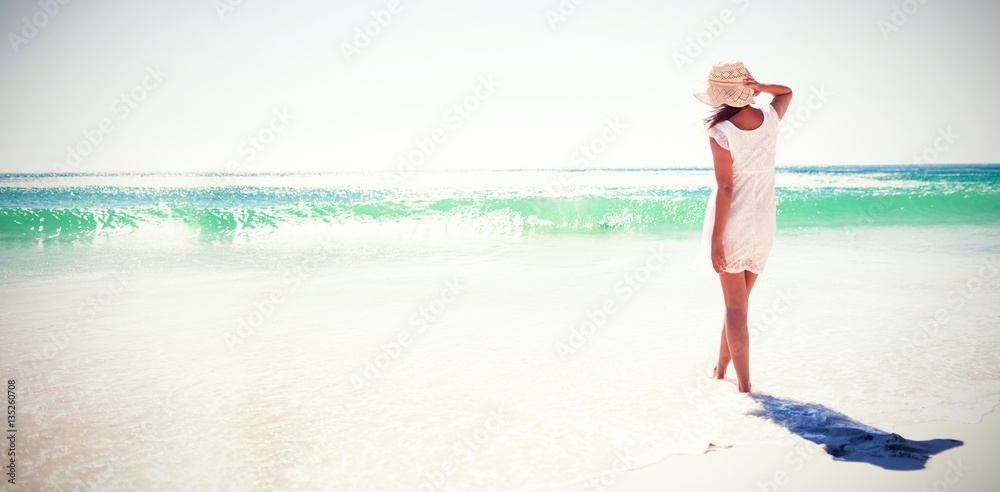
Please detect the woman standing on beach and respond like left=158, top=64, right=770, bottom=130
left=694, top=60, right=792, bottom=393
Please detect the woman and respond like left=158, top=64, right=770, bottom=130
left=693, top=60, right=792, bottom=393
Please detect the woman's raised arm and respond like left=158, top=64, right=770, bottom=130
left=743, top=70, right=792, bottom=120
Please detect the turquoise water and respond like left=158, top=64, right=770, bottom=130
left=1, top=165, right=997, bottom=246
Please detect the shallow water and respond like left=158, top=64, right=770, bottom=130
left=1, top=169, right=998, bottom=490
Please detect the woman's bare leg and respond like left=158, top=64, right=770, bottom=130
left=719, top=271, right=753, bottom=392
left=744, top=271, right=759, bottom=295
left=714, top=271, right=758, bottom=381
left=714, top=319, right=730, bottom=379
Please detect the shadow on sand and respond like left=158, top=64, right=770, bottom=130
left=749, top=394, right=963, bottom=470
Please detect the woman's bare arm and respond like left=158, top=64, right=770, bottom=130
left=710, top=136, right=733, bottom=273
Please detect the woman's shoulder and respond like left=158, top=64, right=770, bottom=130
left=707, top=120, right=733, bottom=135
left=710, top=118, right=734, bottom=134
left=707, top=123, right=730, bottom=149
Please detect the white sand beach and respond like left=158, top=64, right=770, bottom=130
left=2, top=224, right=997, bottom=490
left=598, top=406, right=1000, bottom=492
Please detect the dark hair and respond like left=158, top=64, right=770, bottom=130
left=704, top=105, right=743, bottom=129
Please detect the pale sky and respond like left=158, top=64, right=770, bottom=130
left=1, top=0, right=997, bottom=173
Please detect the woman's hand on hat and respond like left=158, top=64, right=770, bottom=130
left=743, top=70, right=762, bottom=96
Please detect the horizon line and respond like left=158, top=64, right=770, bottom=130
left=1, top=163, right=999, bottom=177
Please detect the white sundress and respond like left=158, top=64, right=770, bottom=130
left=699, top=104, right=779, bottom=274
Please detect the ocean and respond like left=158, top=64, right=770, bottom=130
left=1, top=166, right=998, bottom=490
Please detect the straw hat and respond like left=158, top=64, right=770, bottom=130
left=692, top=60, right=755, bottom=108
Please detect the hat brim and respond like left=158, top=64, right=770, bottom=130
left=692, top=82, right=755, bottom=108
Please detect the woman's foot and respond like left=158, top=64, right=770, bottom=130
left=712, top=364, right=726, bottom=380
